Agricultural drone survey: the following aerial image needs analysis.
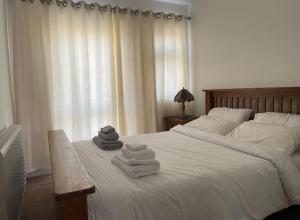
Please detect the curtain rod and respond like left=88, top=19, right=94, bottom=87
left=22, top=0, right=191, bottom=21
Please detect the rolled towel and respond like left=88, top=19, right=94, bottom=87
left=122, top=148, right=155, bottom=160
left=111, top=157, right=160, bottom=178
left=115, top=154, right=160, bottom=166
left=94, top=136, right=122, bottom=145
left=98, top=131, right=119, bottom=141
left=125, top=142, right=147, bottom=151
left=101, top=125, right=115, bottom=134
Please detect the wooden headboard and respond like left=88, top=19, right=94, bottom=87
left=203, top=87, right=300, bottom=116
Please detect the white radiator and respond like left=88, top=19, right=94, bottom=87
left=0, top=125, right=26, bottom=220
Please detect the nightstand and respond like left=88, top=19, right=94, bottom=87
left=164, top=115, right=199, bottom=131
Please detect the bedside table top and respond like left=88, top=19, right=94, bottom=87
left=164, top=115, right=199, bottom=123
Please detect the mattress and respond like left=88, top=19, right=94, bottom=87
left=73, top=126, right=300, bottom=220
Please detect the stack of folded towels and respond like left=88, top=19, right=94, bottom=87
left=93, top=126, right=123, bottom=150
left=111, top=142, right=160, bottom=178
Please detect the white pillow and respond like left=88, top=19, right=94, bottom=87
left=208, top=107, right=252, bottom=124
left=227, top=121, right=300, bottom=154
left=254, top=112, right=300, bottom=127
left=184, top=115, right=238, bottom=135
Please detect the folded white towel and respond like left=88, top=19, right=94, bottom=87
left=115, top=154, right=160, bottom=166
left=122, top=148, right=155, bottom=160
left=111, top=157, right=160, bottom=178
left=125, top=142, right=147, bottom=151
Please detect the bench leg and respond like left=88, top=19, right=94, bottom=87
left=61, top=196, right=88, bottom=220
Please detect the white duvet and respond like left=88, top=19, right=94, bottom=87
left=73, top=125, right=300, bottom=220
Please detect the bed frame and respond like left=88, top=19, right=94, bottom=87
left=48, top=87, right=300, bottom=220
left=204, top=87, right=300, bottom=116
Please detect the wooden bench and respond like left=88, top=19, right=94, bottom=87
left=48, top=130, right=95, bottom=220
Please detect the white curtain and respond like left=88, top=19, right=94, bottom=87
left=0, top=0, right=14, bottom=131
left=13, top=0, right=190, bottom=173
left=154, top=15, right=190, bottom=129
left=13, top=1, right=53, bottom=173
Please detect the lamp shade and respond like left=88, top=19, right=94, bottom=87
left=174, top=87, right=195, bottom=103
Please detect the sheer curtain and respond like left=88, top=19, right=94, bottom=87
left=154, top=15, right=190, bottom=129
left=13, top=0, right=189, bottom=173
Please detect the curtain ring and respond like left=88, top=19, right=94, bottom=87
left=144, top=11, right=150, bottom=17
left=112, top=7, right=118, bottom=13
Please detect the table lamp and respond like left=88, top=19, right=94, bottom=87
left=174, top=87, right=195, bottom=118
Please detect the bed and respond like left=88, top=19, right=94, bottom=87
left=48, top=87, right=300, bottom=220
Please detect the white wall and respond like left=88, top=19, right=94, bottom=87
left=0, top=0, right=13, bottom=132
left=191, top=0, right=300, bottom=114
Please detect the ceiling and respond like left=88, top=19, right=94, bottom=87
left=155, top=0, right=191, bottom=6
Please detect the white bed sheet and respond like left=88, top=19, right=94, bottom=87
left=292, top=152, right=300, bottom=171
left=73, top=126, right=300, bottom=220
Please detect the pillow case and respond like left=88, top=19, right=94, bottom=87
left=227, top=121, right=300, bottom=154
left=208, top=107, right=253, bottom=124
left=184, top=115, right=238, bottom=135
left=254, top=112, right=300, bottom=127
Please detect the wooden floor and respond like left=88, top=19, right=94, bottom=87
left=21, top=175, right=300, bottom=220
left=21, top=175, right=61, bottom=220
